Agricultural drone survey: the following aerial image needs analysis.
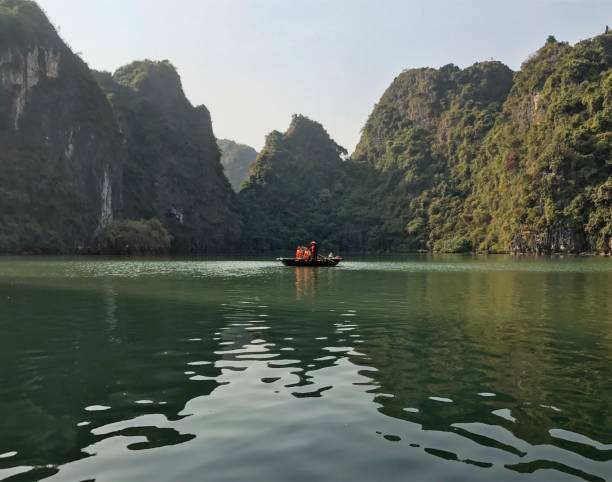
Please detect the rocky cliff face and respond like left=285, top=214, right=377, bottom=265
left=353, top=62, right=513, bottom=170
left=350, top=33, right=611, bottom=254
left=95, top=60, right=240, bottom=253
left=218, top=139, right=258, bottom=192
left=0, top=0, right=123, bottom=253
left=469, top=34, right=612, bottom=254
left=353, top=62, right=514, bottom=252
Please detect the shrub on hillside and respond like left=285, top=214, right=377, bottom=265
left=95, top=219, right=172, bottom=255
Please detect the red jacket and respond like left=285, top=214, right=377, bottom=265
left=310, top=244, right=318, bottom=259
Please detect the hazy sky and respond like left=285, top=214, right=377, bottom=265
left=37, top=0, right=612, bottom=152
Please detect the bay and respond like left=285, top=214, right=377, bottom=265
left=0, top=256, right=611, bottom=481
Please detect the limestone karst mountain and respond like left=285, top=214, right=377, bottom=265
left=94, top=61, right=240, bottom=253
left=467, top=35, right=612, bottom=254
left=353, top=61, right=515, bottom=252
left=238, top=114, right=359, bottom=252
left=0, top=0, right=123, bottom=253
left=0, top=0, right=609, bottom=254
left=241, top=35, right=611, bottom=255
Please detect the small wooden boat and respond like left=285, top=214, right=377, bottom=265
left=277, top=257, right=342, bottom=267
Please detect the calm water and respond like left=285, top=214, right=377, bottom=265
left=0, top=256, right=611, bottom=482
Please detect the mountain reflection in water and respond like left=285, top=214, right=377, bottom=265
left=0, top=256, right=611, bottom=482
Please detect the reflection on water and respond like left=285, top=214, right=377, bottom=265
left=0, top=256, right=611, bottom=481
left=295, top=266, right=318, bottom=300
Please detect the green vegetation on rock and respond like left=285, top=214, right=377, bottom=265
left=241, top=32, right=610, bottom=255
left=353, top=61, right=514, bottom=252
left=0, top=0, right=123, bottom=254
left=94, top=60, right=241, bottom=253
left=468, top=33, right=612, bottom=254
left=238, top=115, right=391, bottom=253
left=94, top=218, right=172, bottom=255
left=0, top=1, right=609, bottom=255
left=0, top=0, right=240, bottom=255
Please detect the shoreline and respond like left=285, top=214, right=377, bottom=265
left=0, top=251, right=609, bottom=258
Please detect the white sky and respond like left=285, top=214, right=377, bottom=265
left=37, top=0, right=612, bottom=152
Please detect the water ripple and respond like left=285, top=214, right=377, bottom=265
left=0, top=258, right=611, bottom=482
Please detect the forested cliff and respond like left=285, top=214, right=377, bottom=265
left=0, top=0, right=123, bottom=253
left=94, top=61, right=240, bottom=253
left=241, top=33, right=611, bottom=255
left=352, top=61, right=514, bottom=252
left=0, top=1, right=239, bottom=254
left=468, top=35, right=612, bottom=254
left=0, top=0, right=609, bottom=255
left=238, top=115, right=363, bottom=252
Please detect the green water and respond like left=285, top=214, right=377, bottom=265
left=0, top=256, right=611, bottom=482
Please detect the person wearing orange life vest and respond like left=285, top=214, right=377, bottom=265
left=295, top=246, right=302, bottom=260
left=303, top=247, right=312, bottom=261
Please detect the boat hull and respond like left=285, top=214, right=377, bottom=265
left=278, top=258, right=341, bottom=267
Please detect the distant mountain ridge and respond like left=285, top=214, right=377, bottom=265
left=218, top=139, right=258, bottom=192
left=238, top=114, right=362, bottom=252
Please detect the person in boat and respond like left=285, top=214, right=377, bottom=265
left=303, top=246, right=312, bottom=261
left=295, top=245, right=303, bottom=260
left=310, top=241, right=318, bottom=260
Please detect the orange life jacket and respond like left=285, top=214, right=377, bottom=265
left=303, top=248, right=311, bottom=260
left=295, top=248, right=301, bottom=259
